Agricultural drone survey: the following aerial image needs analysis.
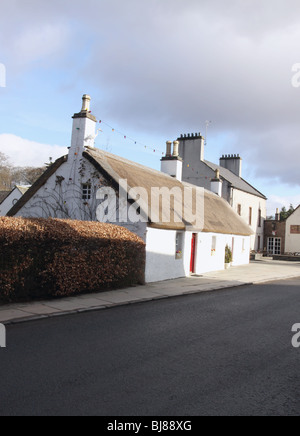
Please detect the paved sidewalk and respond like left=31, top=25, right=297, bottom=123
left=1, top=260, right=300, bottom=325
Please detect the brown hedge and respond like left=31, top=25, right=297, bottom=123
left=0, top=217, right=145, bottom=303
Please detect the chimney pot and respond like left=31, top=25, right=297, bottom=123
left=166, top=141, right=172, bottom=157
left=173, top=140, right=180, bottom=157
left=81, top=94, right=91, bottom=112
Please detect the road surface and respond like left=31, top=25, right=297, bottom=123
left=0, top=278, right=299, bottom=416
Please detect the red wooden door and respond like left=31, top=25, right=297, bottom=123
left=190, top=234, right=197, bottom=273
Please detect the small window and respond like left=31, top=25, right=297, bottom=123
left=176, top=232, right=184, bottom=259
left=211, top=236, right=217, bottom=255
left=258, top=209, right=262, bottom=228
left=82, top=184, right=92, bottom=200
left=237, top=204, right=242, bottom=216
left=249, top=207, right=252, bottom=226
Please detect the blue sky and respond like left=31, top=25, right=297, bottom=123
left=1, top=0, right=300, bottom=215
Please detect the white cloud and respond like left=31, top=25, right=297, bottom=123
left=1, top=0, right=300, bottom=189
left=267, top=194, right=300, bottom=216
left=0, top=134, right=67, bottom=167
left=12, top=24, right=71, bottom=67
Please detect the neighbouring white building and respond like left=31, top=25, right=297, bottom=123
left=285, top=206, right=300, bottom=254
left=0, top=185, right=31, bottom=216
left=176, top=134, right=267, bottom=251
left=8, top=95, right=253, bottom=283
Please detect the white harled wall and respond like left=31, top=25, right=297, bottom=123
left=145, top=228, right=191, bottom=283
left=0, top=188, right=23, bottom=216
left=145, top=227, right=251, bottom=283
left=285, top=207, right=300, bottom=253
left=232, top=189, right=266, bottom=251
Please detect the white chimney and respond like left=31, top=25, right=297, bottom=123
left=69, top=94, right=97, bottom=159
left=211, top=169, right=223, bottom=197
left=161, top=140, right=183, bottom=181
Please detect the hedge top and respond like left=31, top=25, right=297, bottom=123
left=0, top=217, right=145, bottom=245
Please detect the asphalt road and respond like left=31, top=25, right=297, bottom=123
left=0, top=278, right=300, bottom=416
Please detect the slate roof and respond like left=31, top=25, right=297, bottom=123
left=204, top=160, right=267, bottom=199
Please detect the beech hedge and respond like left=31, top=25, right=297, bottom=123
left=0, top=217, right=145, bottom=303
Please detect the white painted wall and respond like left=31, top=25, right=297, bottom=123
left=145, top=228, right=251, bottom=282
left=285, top=207, right=300, bottom=253
left=232, top=189, right=266, bottom=251
left=145, top=228, right=191, bottom=282
left=161, top=159, right=183, bottom=181
left=0, top=188, right=23, bottom=216
left=193, top=232, right=250, bottom=274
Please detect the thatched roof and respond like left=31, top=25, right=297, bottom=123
left=7, top=146, right=252, bottom=236
left=85, top=148, right=253, bottom=236
left=16, top=185, right=31, bottom=196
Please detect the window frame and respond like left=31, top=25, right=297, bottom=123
left=82, top=183, right=92, bottom=201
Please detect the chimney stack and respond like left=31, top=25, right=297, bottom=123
left=177, top=133, right=205, bottom=162
left=161, top=140, right=183, bottom=181
left=275, top=208, right=281, bottom=221
left=220, top=154, right=242, bottom=178
left=210, top=169, right=223, bottom=197
left=69, top=94, right=97, bottom=158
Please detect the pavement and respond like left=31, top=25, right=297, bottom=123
left=1, top=259, right=300, bottom=325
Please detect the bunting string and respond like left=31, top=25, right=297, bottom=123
left=91, top=115, right=165, bottom=156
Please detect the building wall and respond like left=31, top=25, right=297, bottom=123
left=0, top=189, right=23, bottom=216
left=14, top=157, right=102, bottom=221
left=145, top=228, right=191, bottom=282
left=285, top=207, right=300, bottom=253
left=231, top=189, right=266, bottom=251
left=194, top=232, right=250, bottom=274
left=176, top=140, right=264, bottom=252
left=14, top=155, right=148, bottom=241
left=264, top=220, right=286, bottom=254
left=145, top=227, right=251, bottom=282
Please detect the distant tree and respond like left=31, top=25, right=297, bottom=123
left=0, top=151, right=45, bottom=189
left=11, top=166, right=46, bottom=186
left=0, top=151, right=12, bottom=190
left=280, top=204, right=295, bottom=221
